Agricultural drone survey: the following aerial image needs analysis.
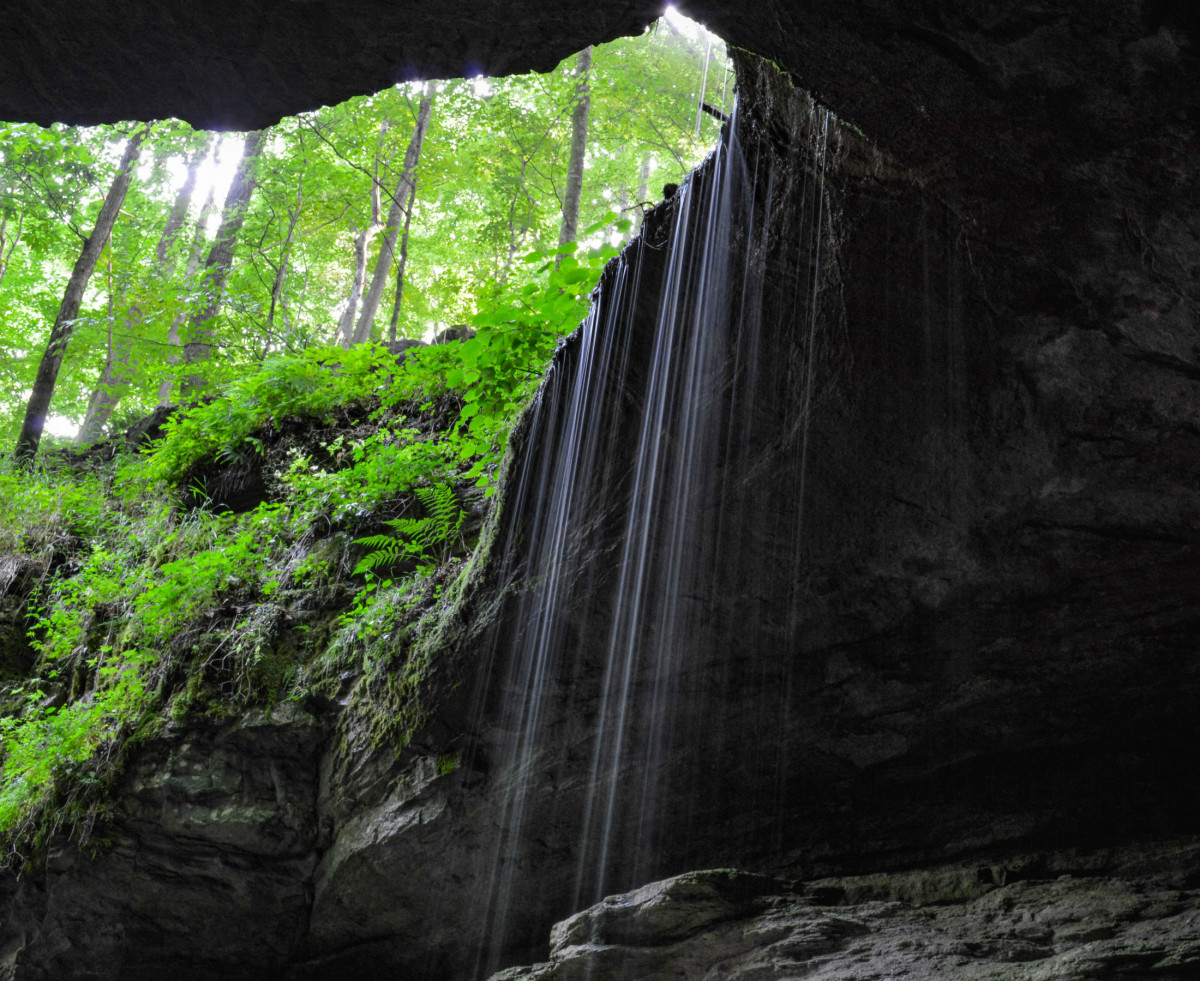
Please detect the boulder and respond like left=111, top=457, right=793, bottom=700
left=493, top=853, right=1200, bottom=981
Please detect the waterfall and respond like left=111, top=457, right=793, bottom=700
left=472, top=92, right=841, bottom=976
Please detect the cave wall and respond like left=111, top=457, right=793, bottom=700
left=1, top=2, right=1199, bottom=980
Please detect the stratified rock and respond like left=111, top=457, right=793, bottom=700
left=492, top=856, right=1200, bottom=981
left=124, top=404, right=176, bottom=449
left=0, top=1, right=662, bottom=128
left=0, top=703, right=326, bottom=981
left=1, top=3, right=1199, bottom=977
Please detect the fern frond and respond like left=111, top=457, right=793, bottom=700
left=355, top=484, right=465, bottom=578
left=384, top=518, right=430, bottom=539
left=353, top=534, right=399, bottom=550
left=352, top=533, right=404, bottom=575
left=414, top=484, right=464, bottom=541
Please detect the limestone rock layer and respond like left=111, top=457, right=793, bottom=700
left=1, top=2, right=1199, bottom=980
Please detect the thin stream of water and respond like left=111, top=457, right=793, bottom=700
left=472, top=94, right=839, bottom=976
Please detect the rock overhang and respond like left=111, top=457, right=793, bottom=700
left=4, top=0, right=1195, bottom=285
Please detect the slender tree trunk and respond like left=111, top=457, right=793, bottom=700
left=637, top=153, right=652, bottom=203
left=266, top=176, right=303, bottom=334
left=497, top=158, right=533, bottom=289
left=0, top=210, right=22, bottom=287
left=157, top=187, right=217, bottom=405
left=181, top=129, right=267, bottom=396
left=76, top=135, right=214, bottom=444
left=75, top=243, right=123, bottom=445
left=78, top=348, right=121, bottom=444
left=337, top=121, right=391, bottom=347
left=558, top=46, right=592, bottom=254
left=351, top=95, right=432, bottom=346
left=154, top=133, right=214, bottom=275
left=387, top=169, right=419, bottom=345
left=336, top=226, right=372, bottom=346
left=14, top=126, right=149, bottom=462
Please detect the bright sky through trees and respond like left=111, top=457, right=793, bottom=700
left=2, top=10, right=731, bottom=447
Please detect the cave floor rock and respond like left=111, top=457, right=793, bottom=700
left=491, top=844, right=1200, bottom=981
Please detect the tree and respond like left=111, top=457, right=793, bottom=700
left=13, top=125, right=149, bottom=461
left=180, top=130, right=267, bottom=396
left=558, top=46, right=592, bottom=255
left=0, top=12, right=729, bottom=441
left=76, top=132, right=214, bottom=443
left=334, top=119, right=392, bottom=344
left=156, top=185, right=219, bottom=405
left=0, top=208, right=20, bottom=287
left=348, top=94, right=432, bottom=346
left=386, top=175, right=418, bottom=345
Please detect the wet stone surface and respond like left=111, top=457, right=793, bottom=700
left=492, top=856, right=1200, bottom=981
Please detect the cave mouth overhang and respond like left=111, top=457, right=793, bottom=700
left=0, top=1, right=666, bottom=130
left=4, top=0, right=1194, bottom=262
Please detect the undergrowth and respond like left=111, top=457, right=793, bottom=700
left=0, top=234, right=622, bottom=866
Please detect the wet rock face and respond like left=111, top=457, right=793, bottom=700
left=0, top=704, right=325, bottom=981
left=0, top=4, right=1199, bottom=981
left=292, top=58, right=1200, bottom=976
left=492, top=852, right=1200, bottom=981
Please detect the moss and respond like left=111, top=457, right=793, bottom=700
left=326, top=404, right=533, bottom=760
left=0, top=322, right=553, bottom=866
left=167, top=671, right=227, bottom=725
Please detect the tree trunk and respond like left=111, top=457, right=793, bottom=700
left=637, top=153, right=652, bottom=203
left=157, top=187, right=218, bottom=405
left=180, top=129, right=267, bottom=396
left=387, top=167, right=419, bottom=345
left=154, top=133, right=214, bottom=274
left=558, top=46, right=592, bottom=254
left=336, top=225, right=372, bottom=346
left=497, top=157, right=533, bottom=289
left=75, top=245, right=122, bottom=445
left=337, top=121, right=391, bottom=347
left=266, top=175, right=303, bottom=334
left=0, top=210, right=22, bottom=287
left=76, top=135, right=213, bottom=444
left=350, top=95, right=432, bottom=346
left=14, top=126, right=149, bottom=462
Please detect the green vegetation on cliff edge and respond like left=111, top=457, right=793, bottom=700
left=0, top=11, right=729, bottom=867
left=0, top=238, right=617, bottom=862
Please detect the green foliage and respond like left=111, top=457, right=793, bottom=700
left=0, top=494, right=310, bottom=844
left=0, top=212, right=622, bottom=852
left=353, top=484, right=464, bottom=576
left=0, top=456, right=114, bottom=553
left=281, top=423, right=452, bottom=523
left=140, top=344, right=395, bottom=484
left=0, top=15, right=726, bottom=444
left=394, top=222, right=624, bottom=494
left=0, top=11, right=731, bottom=859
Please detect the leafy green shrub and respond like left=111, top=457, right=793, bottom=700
left=0, top=228, right=623, bottom=856
left=0, top=456, right=115, bottom=554
left=353, top=484, right=465, bottom=576
left=140, top=343, right=395, bottom=485
left=393, top=228, right=625, bottom=494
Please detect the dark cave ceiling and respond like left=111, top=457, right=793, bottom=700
left=3, top=1, right=1196, bottom=201
left=2, top=0, right=1197, bottom=317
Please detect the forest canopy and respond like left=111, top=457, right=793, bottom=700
left=0, top=10, right=730, bottom=449
left=0, top=12, right=731, bottom=858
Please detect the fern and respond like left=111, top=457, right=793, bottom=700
left=352, top=484, right=464, bottom=576
left=352, top=535, right=404, bottom=574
